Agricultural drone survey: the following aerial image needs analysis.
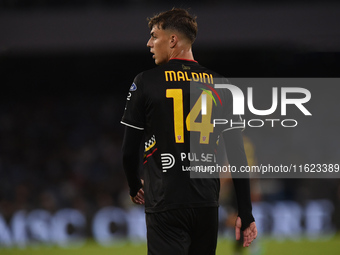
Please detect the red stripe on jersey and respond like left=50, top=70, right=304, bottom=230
left=203, top=83, right=223, bottom=106
left=143, top=148, right=158, bottom=164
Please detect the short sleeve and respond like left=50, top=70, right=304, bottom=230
left=121, top=73, right=145, bottom=130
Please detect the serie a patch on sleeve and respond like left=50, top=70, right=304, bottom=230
left=129, top=83, right=137, bottom=91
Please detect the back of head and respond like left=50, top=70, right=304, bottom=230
left=148, top=8, right=197, bottom=44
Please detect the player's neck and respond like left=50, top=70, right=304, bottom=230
left=169, top=48, right=194, bottom=61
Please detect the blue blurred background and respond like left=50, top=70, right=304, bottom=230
left=0, top=0, right=340, bottom=249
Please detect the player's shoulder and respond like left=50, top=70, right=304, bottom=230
left=196, top=65, right=232, bottom=98
left=133, top=64, right=166, bottom=84
left=198, top=65, right=228, bottom=81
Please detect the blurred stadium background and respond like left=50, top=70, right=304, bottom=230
left=0, top=0, right=340, bottom=254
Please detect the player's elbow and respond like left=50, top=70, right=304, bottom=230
left=121, top=126, right=143, bottom=169
left=122, top=150, right=131, bottom=164
left=122, top=144, right=135, bottom=165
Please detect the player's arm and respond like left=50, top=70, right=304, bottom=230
left=222, top=128, right=257, bottom=246
left=122, top=125, right=144, bottom=204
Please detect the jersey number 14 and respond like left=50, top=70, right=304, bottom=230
left=166, top=89, right=214, bottom=144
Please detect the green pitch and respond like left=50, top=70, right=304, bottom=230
left=0, top=236, right=339, bottom=255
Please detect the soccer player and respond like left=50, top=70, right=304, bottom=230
left=121, top=8, right=257, bottom=255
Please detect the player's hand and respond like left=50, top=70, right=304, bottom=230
left=130, top=179, right=145, bottom=205
left=235, top=216, right=257, bottom=247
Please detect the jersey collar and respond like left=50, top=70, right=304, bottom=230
left=169, top=58, right=198, bottom=63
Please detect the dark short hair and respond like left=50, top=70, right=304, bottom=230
left=147, top=8, right=197, bottom=43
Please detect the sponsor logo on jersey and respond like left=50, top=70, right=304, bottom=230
left=160, top=153, right=175, bottom=172
left=129, top=83, right=137, bottom=91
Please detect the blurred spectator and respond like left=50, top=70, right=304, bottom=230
left=0, top=96, right=128, bottom=219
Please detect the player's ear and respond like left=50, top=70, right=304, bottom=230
left=169, top=34, right=178, bottom=48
